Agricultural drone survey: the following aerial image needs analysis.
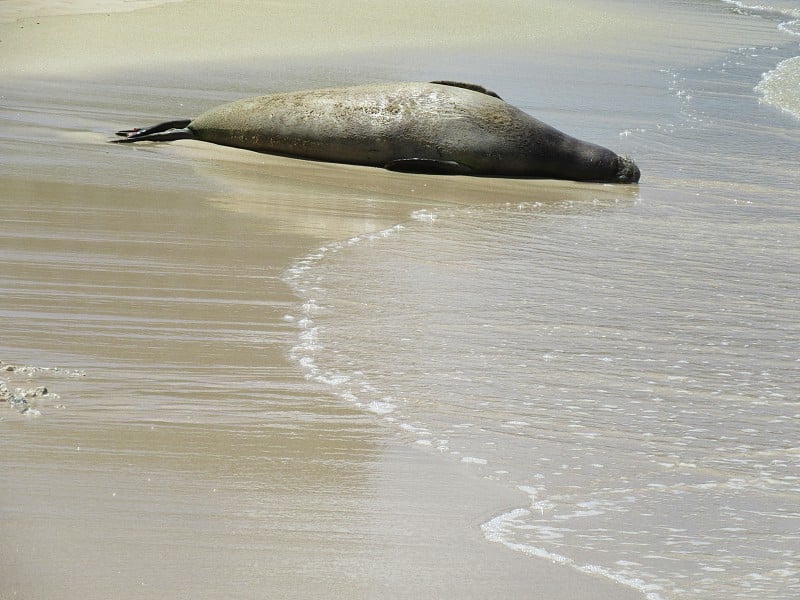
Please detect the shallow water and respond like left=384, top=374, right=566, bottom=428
left=287, top=186, right=799, bottom=598
left=2, top=64, right=637, bottom=600
left=283, top=3, right=800, bottom=599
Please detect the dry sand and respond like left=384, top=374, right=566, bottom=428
left=0, top=0, right=183, bottom=23
left=3, top=0, right=666, bottom=77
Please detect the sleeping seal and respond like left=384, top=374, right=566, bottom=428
left=112, top=81, right=640, bottom=183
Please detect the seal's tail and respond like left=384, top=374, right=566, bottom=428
left=111, top=119, right=193, bottom=143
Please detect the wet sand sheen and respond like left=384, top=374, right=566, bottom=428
left=0, top=2, right=652, bottom=596
left=0, top=173, right=623, bottom=597
left=0, top=158, right=640, bottom=600
left=8, top=0, right=794, bottom=597
left=0, top=150, right=640, bottom=598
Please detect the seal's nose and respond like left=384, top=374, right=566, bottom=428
left=618, top=156, right=641, bottom=183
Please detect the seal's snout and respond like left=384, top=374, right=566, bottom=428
left=617, top=156, right=641, bottom=184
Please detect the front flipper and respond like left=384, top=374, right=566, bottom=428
left=429, top=81, right=503, bottom=100
left=384, top=158, right=473, bottom=175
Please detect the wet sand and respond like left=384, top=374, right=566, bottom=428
left=0, top=1, right=651, bottom=598
left=7, top=0, right=795, bottom=597
left=0, top=137, right=636, bottom=600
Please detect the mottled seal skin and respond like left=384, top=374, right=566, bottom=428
left=113, top=82, right=640, bottom=183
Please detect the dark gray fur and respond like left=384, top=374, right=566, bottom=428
left=113, top=81, right=640, bottom=183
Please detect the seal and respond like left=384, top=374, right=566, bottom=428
left=112, top=81, right=640, bottom=183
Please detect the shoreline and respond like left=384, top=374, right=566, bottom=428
left=4, top=1, right=796, bottom=598
left=0, top=2, right=649, bottom=597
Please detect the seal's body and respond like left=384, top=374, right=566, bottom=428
left=114, top=81, right=640, bottom=183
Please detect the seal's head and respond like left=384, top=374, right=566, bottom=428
left=616, top=156, right=641, bottom=183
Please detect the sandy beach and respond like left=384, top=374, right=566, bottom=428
left=2, top=1, right=798, bottom=599
left=0, top=1, right=649, bottom=598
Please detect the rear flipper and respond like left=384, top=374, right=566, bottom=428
left=384, top=158, right=472, bottom=175
left=112, top=119, right=193, bottom=143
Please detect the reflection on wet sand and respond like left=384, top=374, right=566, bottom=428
left=1, top=71, right=641, bottom=598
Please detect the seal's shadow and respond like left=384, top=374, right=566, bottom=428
left=171, top=140, right=639, bottom=240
